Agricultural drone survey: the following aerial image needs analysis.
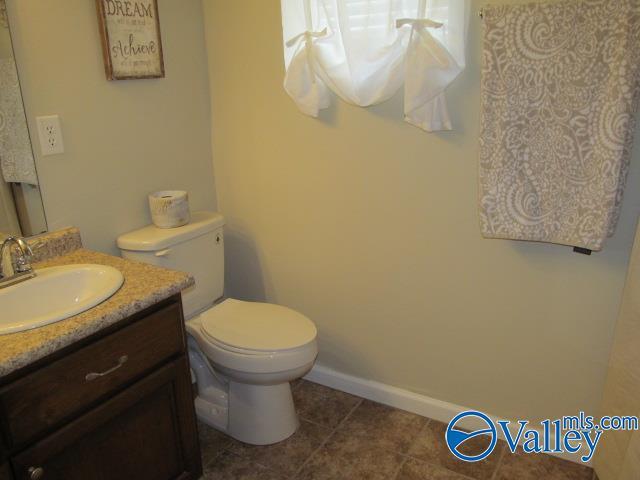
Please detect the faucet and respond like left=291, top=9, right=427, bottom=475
left=0, top=236, right=36, bottom=289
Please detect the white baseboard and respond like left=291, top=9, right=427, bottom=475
left=304, top=364, right=590, bottom=466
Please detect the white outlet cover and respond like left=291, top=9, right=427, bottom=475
left=36, top=115, right=65, bottom=156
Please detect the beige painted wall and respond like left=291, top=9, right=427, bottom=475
left=595, top=218, right=640, bottom=480
left=204, top=0, right=640, bottom=422
left=7, top=0, right=217, bottom=254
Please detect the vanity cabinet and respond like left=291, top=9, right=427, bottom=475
left=0, top=295, right=201, bottom=480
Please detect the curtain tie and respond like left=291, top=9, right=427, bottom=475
left=285, top=28, right=328, bottom=48
left=396, top=18, right=450, bottom=68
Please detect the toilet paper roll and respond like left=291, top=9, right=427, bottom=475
left=148, top=190, right=190, bottom=228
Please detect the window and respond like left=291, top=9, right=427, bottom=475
left=281, top=0, right=469, bottom=131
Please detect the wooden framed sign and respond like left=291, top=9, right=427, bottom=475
left=95, top=0, right=165, bottom=80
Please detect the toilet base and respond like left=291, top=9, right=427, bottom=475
left=194, top=395, right=228, bottom=432
left=188, top=337, right=301, bottom=445
left=195, top=381, right=299, bottom=445
left=228, top=381, right=299, bottom=445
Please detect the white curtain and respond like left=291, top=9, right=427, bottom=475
left=281, top=0, right=469, bottom=132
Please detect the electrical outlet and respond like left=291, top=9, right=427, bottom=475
left=36, top=115, right=65, bottom=156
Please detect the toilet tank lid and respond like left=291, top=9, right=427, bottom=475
left=117, top=211, right=225, bottom=252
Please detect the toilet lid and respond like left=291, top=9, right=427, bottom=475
left=200, top=299, right=317, bottom=352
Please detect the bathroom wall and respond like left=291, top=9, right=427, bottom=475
left=595, top=219, right=640, bottom=480
left=203, top=0, right=640, bottom=423
left=7, top=0, right=217, bottom=254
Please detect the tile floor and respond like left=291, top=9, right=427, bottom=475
left=197, top=380, right=596, bottom=480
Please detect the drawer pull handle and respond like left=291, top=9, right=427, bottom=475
left=85, top=355, right=129, bottom=381
left=28, top=467, right=44, bottom=479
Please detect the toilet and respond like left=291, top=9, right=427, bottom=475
left=117, top=211, right=318, bottom=445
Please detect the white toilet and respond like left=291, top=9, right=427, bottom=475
left=117, top=211, right=318, bottom=445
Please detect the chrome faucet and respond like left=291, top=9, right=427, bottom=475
left=0, top=236, right=36, bottom=289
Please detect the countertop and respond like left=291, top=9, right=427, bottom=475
left=0, top=246, right=194, bottom=378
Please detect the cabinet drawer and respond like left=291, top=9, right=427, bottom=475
left=0, top=302, right=184, bottom=446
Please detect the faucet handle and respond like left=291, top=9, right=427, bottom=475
left=21, top=240, right=34, bottom=257
left=28, top=239, right=47, bottom=257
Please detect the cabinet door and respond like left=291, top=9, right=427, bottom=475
left=0, top=463, right=12, bottom=480
left=11, top=357, right=201, bottom=480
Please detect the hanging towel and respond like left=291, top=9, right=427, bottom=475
left=0, top=58, right=38, bottom=185
left=478, top=0, right=640, bottom=251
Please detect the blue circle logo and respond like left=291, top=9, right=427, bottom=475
left=446, top=411, right=497, bottom=462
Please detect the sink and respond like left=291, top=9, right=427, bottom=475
left=0, top=264, right=124, bottom=335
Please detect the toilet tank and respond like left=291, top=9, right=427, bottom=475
left=117, top=211, right=225, bottom=319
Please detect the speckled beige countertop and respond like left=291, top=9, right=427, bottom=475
left=0, top=232, right=194, bottom=378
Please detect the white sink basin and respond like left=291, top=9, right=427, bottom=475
left=0, top=264, right=124, bottom=335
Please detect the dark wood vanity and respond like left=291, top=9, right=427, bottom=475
left=0, top=294, right=202, bottom=480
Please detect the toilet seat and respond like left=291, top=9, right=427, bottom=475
left=199, top=298, right=317, bottom=353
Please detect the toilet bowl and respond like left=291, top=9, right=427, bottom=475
left=187, top=298, right=317, bottom=444
left=117, top=212, right=318, bottom=445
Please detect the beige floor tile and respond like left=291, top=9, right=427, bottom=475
left=227, top=419, right=332, bottom=476
left=196, top=383, right=597, bottom=480
left=297, top=428, right=406, bottom=480
left=293, top=380, right=362, bottom=429
left=397, top=457, right=477, bottom=480
left=197, top=421, right=233, bottom=467
left=496, top=450, right=593, bottom=480
left=336, top=399, right=427, bottom=454
left=407, top=420, right=503, bottom=480
left=202, top=451, right=280, bottom=480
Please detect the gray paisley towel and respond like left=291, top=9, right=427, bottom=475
left=0, top=58, right=38, bottom=185
left=479, top=0, right=640, bottom=251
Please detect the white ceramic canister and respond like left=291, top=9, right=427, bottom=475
left=148, top=190, right=190, bottom=228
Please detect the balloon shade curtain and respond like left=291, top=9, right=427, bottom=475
left=281, top=0, right=469, bottom=132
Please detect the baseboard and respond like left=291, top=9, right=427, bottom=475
left=304, top=364, right=590, bottom=466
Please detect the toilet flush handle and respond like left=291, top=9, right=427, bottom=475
left=155, top=248, right=171, bottom=257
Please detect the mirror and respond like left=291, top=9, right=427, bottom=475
left=0, top=0, right=46, bottom=239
